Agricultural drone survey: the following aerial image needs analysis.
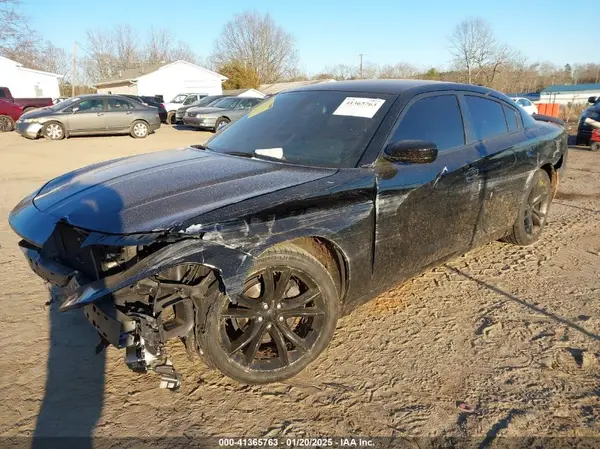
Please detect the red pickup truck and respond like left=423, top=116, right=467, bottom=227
left=0, top=99, right=23, bottom=132
left=0, top=86, right=53, bottom=113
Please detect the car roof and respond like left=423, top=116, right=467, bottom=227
left=290, top=79, right=500, bottom=97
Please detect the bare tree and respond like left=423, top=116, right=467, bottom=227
left=449, top=18, right=518, bottom=86
left=210, top=11, right=298, bottom=84
left=378, top=62, right=419, bottom=79
left=83, top=25, right=202, bottom=82
left=0, top=0, right=31, bottom=54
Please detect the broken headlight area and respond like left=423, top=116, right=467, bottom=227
left=22, top=222, right=223, bottom=389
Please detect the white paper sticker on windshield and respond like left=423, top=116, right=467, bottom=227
left=254, top=148, right=284, bottom=159
left=333, top=97, right=385, bottom=118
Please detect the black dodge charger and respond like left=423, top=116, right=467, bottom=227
left=9, top=80, right=568, bottom=388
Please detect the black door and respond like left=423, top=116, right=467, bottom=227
left=373, top=93, right=484, bottom=289
left=460, top=94, right=519, bottom=246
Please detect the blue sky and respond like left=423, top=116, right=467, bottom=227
left=20, top=0, right=585, bottom=74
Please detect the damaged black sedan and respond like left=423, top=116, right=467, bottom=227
left=9, top=80, right=568, bottom=389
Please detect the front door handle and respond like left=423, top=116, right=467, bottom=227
left=126, top=111, right=133, bottom=115
left=96, top=112, right=104, bottom=116
left=433, top=166, right=448, bottom=188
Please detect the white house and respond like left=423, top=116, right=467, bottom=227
left=94, top=60, right=227, bottom=103
left=0, top=56, right=62, bottom=98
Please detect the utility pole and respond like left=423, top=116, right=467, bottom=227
left=359, top=54, right=363, bottom=79
left=71, top=41, right=77, bottom=97
left=596, top=64, right=599, bottom=84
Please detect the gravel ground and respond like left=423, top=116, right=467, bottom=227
left=0, top=127, right=598, bottom=446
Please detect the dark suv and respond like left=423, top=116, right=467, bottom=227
left=576, top=96, right=600, bottom=146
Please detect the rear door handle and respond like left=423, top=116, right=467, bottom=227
left=126, top=111, right=133, bottom=115
left=96, top=112, right=104, bottom=116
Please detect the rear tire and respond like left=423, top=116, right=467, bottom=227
left=0, top=115, right=14, bottom=132
left=130, top=120, right=149, bottom=139
left=167, top=111, right=176, bottom=125
left=42, top=121, right=65, bottom=140
left=503, top=169, right=552, bottom=246
left=199, top=244, right=339, bottom=384
left=591, top=142, right=600, bottom=152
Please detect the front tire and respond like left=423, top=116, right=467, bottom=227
left=503, top=169, right=552, bottom=246
left=0, top=115, right=15, bottom=132
left=591, top=142, right=600, bottom=152
left=130, top=120, right=149, bottom=139
left=214, top=117, right=230, bottom=133
left=200, top=244, right=339, bottom=384
left=42, top=121, right=65, bottom=140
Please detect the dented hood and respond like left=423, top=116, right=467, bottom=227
left=32, top=148, right=336, bottom=234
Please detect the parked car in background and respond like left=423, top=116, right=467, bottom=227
left=182, top=96, right=264, bottom=132
left=164, top=93, right=207, bottom=124
left=175, top=95, right=226, bottom=123
left=510, top=97, right=538, bottom=115
left=121, top=94, right=168, bottom=123
left=15, top=94, right=161, bottom=140
left=0, top=99, right=23, bottom=131
left=0, top=86, right=53, bottom=113
left=576, top=97, right=600, bottom=146
left=8, top=80, right=568, bottom=389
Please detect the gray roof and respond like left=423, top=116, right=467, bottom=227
left=259, top=79, right=335, bottom=95
left=95, top=63, right=165, bottom=85
left=541, top=83, right=600, bottom=93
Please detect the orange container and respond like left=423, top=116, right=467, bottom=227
left=536, top=103, right=559, bottom=117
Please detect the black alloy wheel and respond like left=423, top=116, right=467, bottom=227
left=200, top=245, right=339, bottom=384
left=503, top=169, right=552, bottom=246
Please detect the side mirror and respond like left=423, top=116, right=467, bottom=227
left=588, top=96, right=597, bottom=104
left=383, top=140, right=438, bottom=164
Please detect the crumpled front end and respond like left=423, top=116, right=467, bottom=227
left=9, top=197, right=253, bottom=389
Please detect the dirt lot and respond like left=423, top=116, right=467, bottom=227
left=0, top=126, right=599, bottom=445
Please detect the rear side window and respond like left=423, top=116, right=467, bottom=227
left=391, top=95, right=465, bottom=151
left=0, top=90, right=5, bottom=98
left=465, top=96, right=507, bottom=141
left=503, top=106, right=519, bottom=132
left=108, top=98, right=134, bottom=110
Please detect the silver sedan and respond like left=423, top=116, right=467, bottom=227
left=182, top=97, right=264, bottom=132
left=15, top=94, right=161, bottom=140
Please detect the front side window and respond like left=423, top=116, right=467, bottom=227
left=75, top=99, right=104, bottom=112
left=205, top=91, right=395, bottom=168
left=464, top=95, right=508, bottom=141
left=237, top=99, right=255, bottom=109
left=391, top=95, right=465, bottom=151
left=108, top=98, right=133, bottom=110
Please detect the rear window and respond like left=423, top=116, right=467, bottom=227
left=465, top=96, right=508, bottom=141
